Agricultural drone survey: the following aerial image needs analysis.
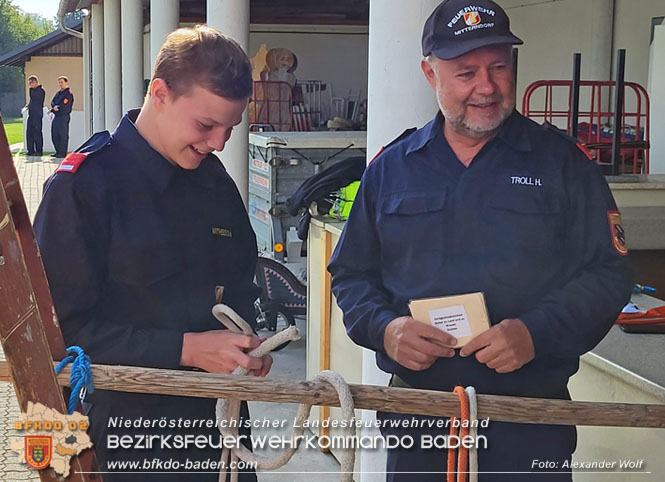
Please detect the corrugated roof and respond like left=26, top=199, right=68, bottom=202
left=0, top=19, right=82, bottom=67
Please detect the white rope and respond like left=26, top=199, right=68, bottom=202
left=464, top=386, right=478, bottom=482
left=212, top=303, right=355, bottom=482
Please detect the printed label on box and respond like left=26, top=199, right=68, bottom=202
left=428, top=305, right=472, bottom=338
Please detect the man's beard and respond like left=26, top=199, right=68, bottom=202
left=440, top=95, right=514, bottom=139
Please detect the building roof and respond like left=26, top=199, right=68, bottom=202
left=0, top=18, right=83, bottom=67
left=0, top=0, right=370, bottom=68
left=61, top=0, right=369, bottom=26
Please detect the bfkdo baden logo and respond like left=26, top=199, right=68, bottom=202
left=11, top=402, right=93, bottom=477
left=25, top=436, right=52, bottom=470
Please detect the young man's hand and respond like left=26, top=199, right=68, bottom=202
left=460, top=318, right=535, bottom=373
left=383, top=316, right=456, bottom=371
left=180, top=330, right=272, bottom=376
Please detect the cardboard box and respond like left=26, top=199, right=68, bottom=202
left=409, top=292, right=491, bottom=348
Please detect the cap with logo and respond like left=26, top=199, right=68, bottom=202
left=422, top=0, right=523, bottom=60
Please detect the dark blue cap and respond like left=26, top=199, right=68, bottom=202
left=422, top=0, right=523, bottom=60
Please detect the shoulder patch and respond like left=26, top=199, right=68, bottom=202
left=55, top=131, right=111, bottom=174
left=608, top=211, right=628, bottom=256
left=369, top=127, right=417, bottom=164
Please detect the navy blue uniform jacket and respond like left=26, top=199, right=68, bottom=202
left=50, top=87, right=73, bottom=116
left=28, top=85, right=45, bottom=116
left=34, top=109, right=259, bottom=412
left=328, top=111, right=632, bottom=398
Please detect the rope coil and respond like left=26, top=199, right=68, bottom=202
left=447, top=385, right=478, bottom=482
left=213, top=302, right=355, bottom=482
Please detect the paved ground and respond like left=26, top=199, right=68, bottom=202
left=0, top=151, right=341, bottom=481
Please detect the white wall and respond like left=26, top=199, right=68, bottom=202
left=248, top=25, right=369, bottom=121
left=505, top=0, right=597, bottom=112
left=142, top=23, right=369, bottom=114
left=23, top=110, right=87, bottom=154
left=503, top=0, right=663, bottom=160
left=613, top=0, right=665, bottom=88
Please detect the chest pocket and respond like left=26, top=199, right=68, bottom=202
left=379, top=191, right=448, bottom=282
left=485, top=188, right=563, bottom=285
left=109, top=242, right=184, bottom=287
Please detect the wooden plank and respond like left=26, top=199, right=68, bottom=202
left=318, top=229, right=332, bottom=445
left=18, top=363, right=663, bottom=429
left=0, top=116, right=100, bottom=481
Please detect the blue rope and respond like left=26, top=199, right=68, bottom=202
left=55, top=346, right=95, bottom=415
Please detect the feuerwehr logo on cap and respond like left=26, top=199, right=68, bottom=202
left=447, top=5, right=496, bottom=29
left=464, top=11, right=481, bottom=26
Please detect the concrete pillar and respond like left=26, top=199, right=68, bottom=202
left=590, top=0, right=614, bottom=115
left=121, top=0, right=144, bottom=113
left=103, top=0, right=122, bottom=129
left=648, top=25, right=665, bottom=173
left=91, top=3, right=105, bottom=131
left=590, top=0, right=614, bottom=81
left=82, top=12, right=92, bottom=138
left=361, top=1, right=440, bottom=480
left=207, top=0, right=251, bottom=206
left=150, top=0, right=180, bottom=70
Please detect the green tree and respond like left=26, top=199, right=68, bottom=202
left=0, top=0, right=55, bottom=92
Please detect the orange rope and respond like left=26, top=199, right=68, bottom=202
left=447, top=386, right=470, bottom=482
left=446, top=412, right=457, bottom=482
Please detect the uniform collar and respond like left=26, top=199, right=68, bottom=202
left=181, top=154, right=219, bottom=189
left=112, top=109, right=177, bottom=192
left=495, top=110, right=532, bottom=152
left=405, top=113, right=443, bottom=156
left=406, top=109, right=532, bottom=156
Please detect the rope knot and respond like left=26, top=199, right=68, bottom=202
left=55, top=346, right=94, bottom=415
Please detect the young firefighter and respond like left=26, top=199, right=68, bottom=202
left=49, top=75, right=74, bottom=158
left=25, top=75, right=45, bottom=156
left=34, top=26, right=269, bottom=481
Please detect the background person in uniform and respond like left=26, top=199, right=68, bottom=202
left=328, top=0, right=632, bottom=481
left=49, top=75, right=74, bottom=158
left=25, top=75, right=45, bottom=156
left=34, top=26, right=269, bottom=481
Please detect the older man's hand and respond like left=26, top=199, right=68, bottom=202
left=459, top=318, right=535, bottom=373
left=383, top=316, right=456, bottom=371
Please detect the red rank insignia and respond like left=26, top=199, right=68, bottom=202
left=25, top=436, right=52, bottom=470
left=576, top=142, right=594, bottom=160
left=56, top=152, right=87, bottom=173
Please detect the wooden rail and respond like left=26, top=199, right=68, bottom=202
left=2, top=361, right=663, bottom=429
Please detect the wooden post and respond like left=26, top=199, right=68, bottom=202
left=0, top=116, right=101, bottom=481
left=318, top=229, right=332, bottom=447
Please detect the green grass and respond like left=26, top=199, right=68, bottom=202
left=2, top=117, right=23, bottom=145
